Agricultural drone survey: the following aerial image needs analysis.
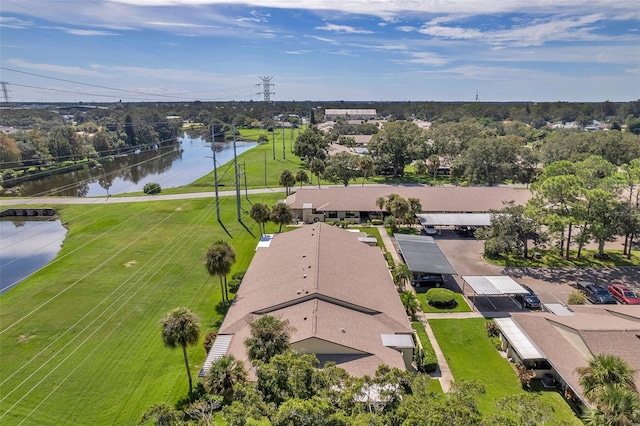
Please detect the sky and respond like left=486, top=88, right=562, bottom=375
left=0, top=0, right=639, bottom=103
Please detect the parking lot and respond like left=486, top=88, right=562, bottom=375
left=432, top=229, right=640, bottom=314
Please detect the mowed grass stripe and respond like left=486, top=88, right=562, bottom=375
left=2, top=198, right=214, bottom=423
left=0, top=194, right=283, bottom=424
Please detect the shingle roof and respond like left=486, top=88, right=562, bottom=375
left=216, top=224, right=413, bottom=378
left=510, top=307, right=640, bottom=405
left=286, top=186, right=532, bottom=213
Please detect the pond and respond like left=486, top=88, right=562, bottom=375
left=0, top=135, right=258, bottom=291
left=0, top=219, right=68, bottom=293
left=12, top=135, right=258, bottom=197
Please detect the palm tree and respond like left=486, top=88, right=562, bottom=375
left=160, top=307, right=201, bottom=394
left=358, top=155, right=375, bottom=186
left=203, top=355, right=247, bottom=405
left=296, top=170, right=309, bottom=188
left=249, top=203, right=270, bottom=235
left=309, top=158, right=325, bottom=188
left=582, top=384, right=640, bottom=426
left=270, top=202, right=293, bottom=232
left=577, top=354, right=637, bottom=403
left=205, top=240, right=236, bottom=306
left=393, top=263, right=412, bottom=292
left=279, top=169, right=296, bottom=195
left=400, top=291, right=420, bottom=320
left=244, top=315, right=295, bottom=363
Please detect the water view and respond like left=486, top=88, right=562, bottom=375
left=13, top=135, right=258, bottom=197
left=0, top=219, right=68, bottom=293
left=0, top=135, right=257, bottom=290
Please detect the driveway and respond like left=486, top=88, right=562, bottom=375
left=434, top=229, right=639, bottom=309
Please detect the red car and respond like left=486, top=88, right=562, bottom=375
left=608, top=284, right=640, bottom=305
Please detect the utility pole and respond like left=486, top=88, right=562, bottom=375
left=0, top=82, right=10, bottom=103
left=211, top=126, right=221, bottom=222
left=282, top=117, right=286, bottom=159
left=233, top=125, right=241, bottom=222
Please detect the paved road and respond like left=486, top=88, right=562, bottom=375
left=0, top=187, right=291, bottom=206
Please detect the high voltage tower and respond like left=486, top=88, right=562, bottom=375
left=0, top=82, right=10, bottom=102
left=257, top=76, right=274, bottom=102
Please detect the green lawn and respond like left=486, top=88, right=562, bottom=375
left=416, top=291, right=472, bottom=313
left=0, top=193, right=283, bottom=425
left=485, top=249, right=639, bottom=267
left=429, top=318, right=582, bottom=424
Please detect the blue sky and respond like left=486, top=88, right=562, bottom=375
left=0, top=0, right=638, bottom=102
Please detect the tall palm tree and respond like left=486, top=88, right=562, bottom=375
left=279, top=169, right=296, bottom=195
left=309, top=158, right=325, bottom=188
left=160, top=307, right=201, bottom=394
left=358, top=155, right=375, bottom=186
left=203, top=355, right=247, bottom=405
left=249, top=203, right=270, bottom=235
left=577, top=354, right=637, bottom=403
left=270, top=202, right=293, bottom=232
left=393, top=264, right=412, bottom=292
left=205, top=240, right=236, bottom=306
left=244, top=315, right=295, bottom=363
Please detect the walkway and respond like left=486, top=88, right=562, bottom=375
left=377, top=226, right=457, bottom=392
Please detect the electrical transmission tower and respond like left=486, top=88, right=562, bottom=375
left=0, top=82, right=10, bottom=103
left=257, top=76, right=274, bottom=102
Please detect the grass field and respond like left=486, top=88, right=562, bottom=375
left=429, top=318, right=582, bottom=424
left=0, top=193, right=283, bottom=425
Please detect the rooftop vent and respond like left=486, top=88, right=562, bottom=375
left=340, top=328, right=346, bottom=333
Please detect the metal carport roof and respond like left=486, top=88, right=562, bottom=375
left=417, top=213, right=491, bottom=227
left=394, top=234, right=457, bottom=275
left=462, top=275, right=529, bottom=295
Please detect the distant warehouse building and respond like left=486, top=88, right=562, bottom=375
left=325, top=109, right=377, bottom=121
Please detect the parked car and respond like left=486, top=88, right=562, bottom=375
left=579, top=282, right=617, bottom=304
left=608, top=284, right=640, bottom=305
left=422, top=225, right=438, bottom=236
left=412, top=274, right=443, bottom=288
left=514, top=284, right=541, bottom=309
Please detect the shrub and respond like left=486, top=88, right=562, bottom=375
left=485, top=321, right=499, bottom=337
left=370, top=219, right=383, bottom=225
left=515, top=363, right=536, bottom=389
left=426, top=288, right=457, bottom=309
left=143, top=182, right=161, bottom=194
left=414, top=347, right=438, bottom=373
left=567, top=290, right=586, bottom=305
left=203, top=330, right=218, bottom=353
left=228, top=271, right=245, bottom=294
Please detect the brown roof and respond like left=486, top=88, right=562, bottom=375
left=511, top=307, right=640, bottom=404
left=287, top=185, right=532, bottom=213
left=218, top=223, right=413, bottom=378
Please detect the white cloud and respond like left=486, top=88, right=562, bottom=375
left=315, top=23, right=373, bottom=34
left=396, top=26, right=416, bottom=32
left=304, top=35, right=337, bottom=44
left=394, top=51, right=449, bottom=66
left=6, top=59, right=109, bottom=77
left=286, top=50, right=311, bottom=54
left=0, top=16, right=34, bottom=29
left=418, top=13, right=636, bottom=47
left=65, top=29, right=122, bottom=36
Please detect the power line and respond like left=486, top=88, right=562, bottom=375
left=257, top=76, right=275, bottom=103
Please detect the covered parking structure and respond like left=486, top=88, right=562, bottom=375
left=461, top=275, right=529, bottom=311
left=394, top=234, right=457, bottom=280
left=417, top=213, right=491, bottom=228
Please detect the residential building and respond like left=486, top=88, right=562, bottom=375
left=495, top=305, right=640, bottom=409
left=202, top=224, right=414, bottom=379
left=286, top=186, right=532, bottom=224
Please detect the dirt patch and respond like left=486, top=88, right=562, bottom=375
left=18, top=334, right=36, bottom=344
left=124, top=260, right=138, bottom=267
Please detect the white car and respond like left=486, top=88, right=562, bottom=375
left=422, top=225, right=438, bottom=235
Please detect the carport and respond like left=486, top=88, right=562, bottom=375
left=394, top=234, right=457, bottom=275
left=417, top=213, right=491, bottom=227
left=461, top=275, right=529, bottom=311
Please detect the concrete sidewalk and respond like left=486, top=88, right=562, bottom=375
left=376, top=226, right=458, bottom=392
